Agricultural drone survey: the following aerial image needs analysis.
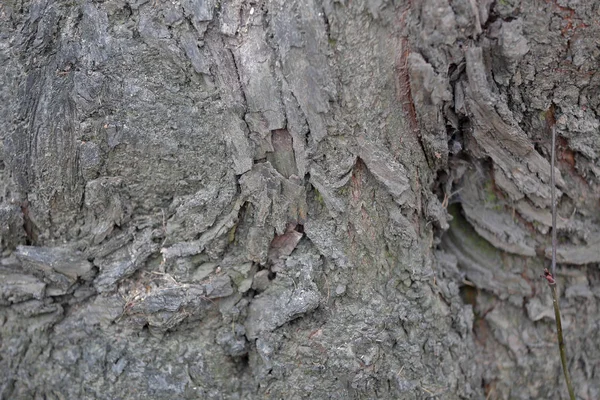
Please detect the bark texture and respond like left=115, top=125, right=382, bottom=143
left=0, top=0, right=599, bottom=399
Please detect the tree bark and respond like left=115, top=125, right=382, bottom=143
left=1, top=0, right=599, bottom=399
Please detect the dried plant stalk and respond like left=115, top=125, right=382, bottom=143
left=548, top=125, right=576, bottom=400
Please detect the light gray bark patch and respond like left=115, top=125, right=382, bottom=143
left=252, top=270, right=270, bottom=292
left=120, top=275, right=232, bottom=332
left=408, top=53, right=452, bottom=107
left=227, top=262, right=256, bottom=293
left=78, top=141, right=101, bottom=181
left=304, top=218, right=350, bottom=269
left=266, top=129, right=298, bottom=179
left=545, top=241, right=600, bottom=265
left=126, top=285, right=208, bottom=331
left=204, top=275, right=235, bottom=298
left=161, top=198, right=244, bottom=260
left=10, top=299, right=63, bottom=319
left=488, top=18, right=530, bottom=86
left=450, top=0, right=482, bottom=36
left=424, top=193, right=449, bottom=230
left=459, top=168, right=537, bottom=257
left=53, top=295, right=125, bottom=331
left=417, top=0, right=457, bottom=45
left=411, top=0, right=458, bottom=69
left=564, top=273, right=594, bottom=299
left=357, top=138, right=412, bottom=206
left=526, top=297, right=555, bottom=321
left=206, top=32, right=246, bottom=111
left=463, top=47, right=564, bottom=208
left=138, top=10, right=172, bottom=42
left=180, top=32, right=211, bottom=75
left=477, top=0, right=494, bottom=25
left=93, top=230, right=157, bottom=293
left=166, top=172, right=237, bottom=242
left=245, top=285, right=320, bottom=339
left=386, top=207, right=418, bottom=248
left=181, top=0, right=215, bottom=34
left=215, top=323, right=247, bottom=356
left=15, top=245, right=94, bottom=296
left=239, top=162, right=307, bottom=236
left=232, top=26, right=286, bottom=135
left=10, top=71, right=84, bottom=238
left=485, top=304, right=529, bottom=365
left=15, top=246, right=94, bottom=281
left=222, top=113, right=253, bottom=175
left=442, top=205, right=533, bottom=303
left=219, top=0, right=243, bottom=36
left=80, top=3, right=111, bottom=67
left=465, top=207, right=536, bottom=257
left=84, top=177, right=132, bottom=245
left=246, top=226, right=275, bottom=266
left=308, top=165, right=348, bottom=216
left=281, top=83, right=310, bottom=177
left=408, top=52, right=452, bottom=169
left=0, top=205, right=25, bottom=249
left=270, top=0, right=336, bottom=143
left=245, top=244, right=321, bottom=339
left=307, top=137, right=356, bottom=217
left=513, top=199, right=561, bottom=234
left=0, top=272, right=46, bottom=305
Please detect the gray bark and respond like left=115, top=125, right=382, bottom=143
left=1, top=0, right=599, bottom=399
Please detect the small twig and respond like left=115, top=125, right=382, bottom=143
left=546, top=124, right=576, bottom=400
left=550, top=283, right=575, bottom=400
left=550, top=126, right=557, bottom=279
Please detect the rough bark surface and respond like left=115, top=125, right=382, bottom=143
left=1, top=0, right=599, bottom=399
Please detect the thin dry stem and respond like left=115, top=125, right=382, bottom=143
left=551, top=126, right=557, bottom=278
left=550, top=285, right=575, bottom=399
left=549, top=124, right=576, bottom=400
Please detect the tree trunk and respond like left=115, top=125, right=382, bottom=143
left=1, top=0, right=599, bottom=399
